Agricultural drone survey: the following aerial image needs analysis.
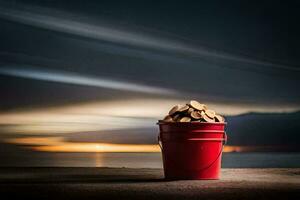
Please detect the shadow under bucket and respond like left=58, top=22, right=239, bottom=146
left=158, top=122, right=227, bottom=180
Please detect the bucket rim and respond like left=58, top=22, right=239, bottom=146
left=157, top=120, right=227, bottom=125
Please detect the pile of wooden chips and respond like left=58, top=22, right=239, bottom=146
left=162, top=100, right=225, bottom=123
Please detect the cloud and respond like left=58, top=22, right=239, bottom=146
left=0, top=66, right=176, bottom=95
left=0, top=3, right=299, bottom=73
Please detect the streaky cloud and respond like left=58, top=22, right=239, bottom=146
left=0, top=4, right=299, bottom=72
left=0, top=66, right=176, bottom=95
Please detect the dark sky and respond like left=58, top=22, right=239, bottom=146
left=0, top=0, right=299, bottom=111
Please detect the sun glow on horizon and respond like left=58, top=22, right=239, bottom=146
left=5, top=137, right=252, bottom=153
left=30, top=143, right=160, bottom=153
left=5, top=137, right=161, bottom=152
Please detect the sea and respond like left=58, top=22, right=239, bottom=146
left=2, top=152, right=300, bottom=168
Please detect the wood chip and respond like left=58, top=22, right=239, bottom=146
left=189, top=100, right=207, bottom=111
left=178, top=105, right=189, bottom=112
left=202, top=114, right=215, bottom=122
left=163, top=115, right=173, bottom=122
left=205, top=109, right=216, bottom=119
left=168, top=105, right=181, bottom=115
left=191, top=111, right=202, bottom=119
left=215, top=114, right=225, bottom=122
left=187, top=107, right=194, bottom=114
left=179, top=117, right=191, bottom=122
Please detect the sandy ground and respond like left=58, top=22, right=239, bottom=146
left=0, top=168, right=299, bottom=199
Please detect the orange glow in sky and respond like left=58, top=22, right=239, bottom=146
left=5, top=137, right=160, bottom=152
left=31, top=143, right=160, bottom=153
left=5, top=136, right=250, bottom=153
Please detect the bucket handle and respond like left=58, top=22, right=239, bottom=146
left=158, top=132, right=227, bottom=171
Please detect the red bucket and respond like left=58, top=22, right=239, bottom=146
left=158, top=122, right=227, bottom=180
